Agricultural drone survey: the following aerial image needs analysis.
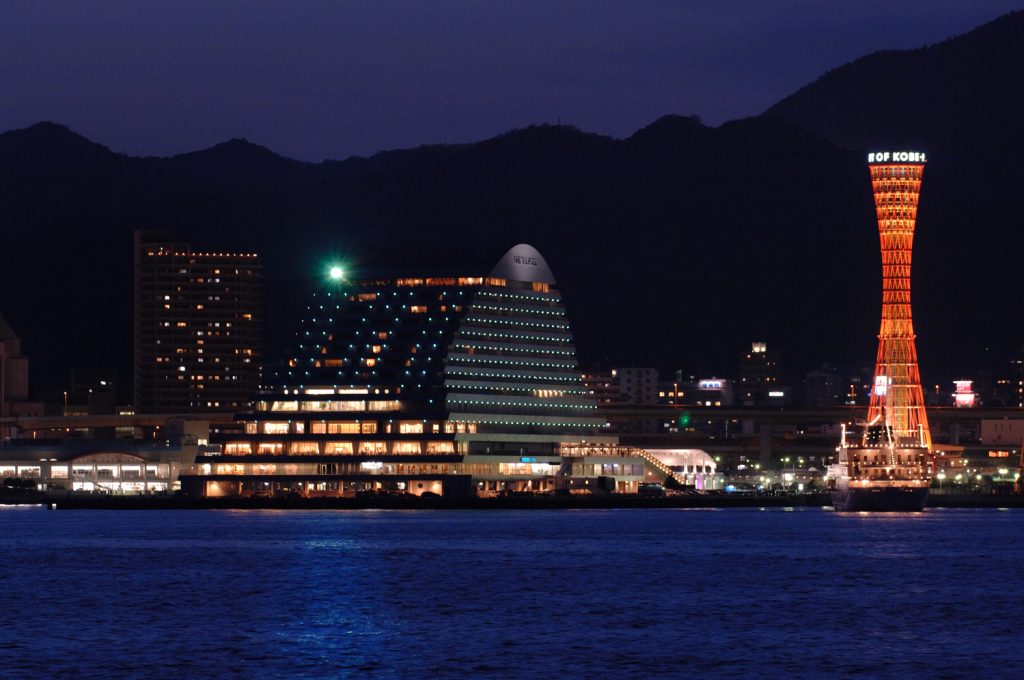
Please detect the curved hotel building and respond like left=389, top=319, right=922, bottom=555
left=182, top=245, right=671, bottom=497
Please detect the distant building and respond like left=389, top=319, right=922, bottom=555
left=953, top=380, right=978, bottom=408
left=580, top=367, right=661, bottom=433
left=657, top=374, right=733, bottom=407
left=616, top=367, right=659, bottom=405
left=690, top=377, right=734, bottom=407
left=0, top=311, right=44, bottom=440
left=738, top=341, right=782, bottom=405
left=582, top=370, right=625, bottom=407
left=0, top=419, right=211, bottom=493
left=980, top=419, right=1024, bottom=446
left=133, top=231, right=263, bottom=413
left=67, top=368, right=118, bottom=416
left=1002, top=351, right=1024, bottom=407
left=657, top=375, right=687, bottom=406
left=803, top=366, right=842, bottom=407
left=582, top=367, right=658, bottom=406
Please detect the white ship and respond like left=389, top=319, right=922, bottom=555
left=827, top=411, right=931, bottom=512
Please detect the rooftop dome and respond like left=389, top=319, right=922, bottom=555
left=488, top=244, right=556, bottom=285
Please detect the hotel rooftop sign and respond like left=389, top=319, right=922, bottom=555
left=868, top=151, right=927, bottom=164
left=489, top=243, right=556, bottom=284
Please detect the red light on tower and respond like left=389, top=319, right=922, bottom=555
left=866, top=150, right=931, bottom=448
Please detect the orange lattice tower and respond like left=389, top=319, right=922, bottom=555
left=866, top=151, right=931, bottom=448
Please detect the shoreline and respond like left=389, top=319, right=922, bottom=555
left=4, top=492, right=1024, bottom=511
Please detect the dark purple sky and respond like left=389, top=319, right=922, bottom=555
left=3, top=1, right=1020, bottom=161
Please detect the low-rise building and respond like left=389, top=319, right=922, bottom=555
left=0, top=420, right=209, bottom=493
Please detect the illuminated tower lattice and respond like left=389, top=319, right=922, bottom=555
left=866, top=151, right=931, bottom=448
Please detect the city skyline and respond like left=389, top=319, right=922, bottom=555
left=2, top=7, right=1024, bottom=401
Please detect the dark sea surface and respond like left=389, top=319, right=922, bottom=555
left=1, top=506, right=1022, bottom=679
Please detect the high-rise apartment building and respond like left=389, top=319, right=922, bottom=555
left=738, top=341, right=781, bottom=405
left=1, top=311, right=44, bottom=439
left=133, top=231, right=262, bottom=413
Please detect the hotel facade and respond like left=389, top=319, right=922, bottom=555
left=182, top=245, right=682, bottom=498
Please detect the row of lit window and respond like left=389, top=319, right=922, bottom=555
left=470, top=303, right=564, bottom=317
left=251, top=420, right=478, bottom=436
left=159, top=321, right=237, bottom=329
left=445, top=368, right=583, bottom=382
left=224, top=441, right=456, bottom=455
left=445, top=382, right=587, bottom=397
left=460, top=330, right=570, bottom=342
left=447, top=397, right=596, bottom=410
left=570, top=463, right=645, bottom=477
left=451, top=418, right=599, bottom=428
left=454, top=342, right=573, bottom=357
left=393, top=277, right=500, bottom=287
left=449, top=356, right=576, bottom=369
left=251, top=420, right=450, bottom=436
left=478, top=290, right=560, bottom=304
left=258, top=399, right=401, bottom=413
left=464, top=316, right=569, bottom=330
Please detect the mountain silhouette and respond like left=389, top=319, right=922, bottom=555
left=768, top=10, right=1024, bottom=155
left=2, top=11, right=1023, bottom=400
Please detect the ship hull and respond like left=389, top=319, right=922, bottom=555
left=830, top=486, right=929, bottom=512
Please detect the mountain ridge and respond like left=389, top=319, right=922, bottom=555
left=3, top=10, right=1024, bottom=400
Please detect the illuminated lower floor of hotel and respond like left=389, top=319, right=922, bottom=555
left=180, top=445, right=678, bottom=498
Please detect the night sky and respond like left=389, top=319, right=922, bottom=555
left=2, top=1, right=1020, bottom=160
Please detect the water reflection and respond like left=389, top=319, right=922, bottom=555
left=0, top=507, right=1021, bottom=679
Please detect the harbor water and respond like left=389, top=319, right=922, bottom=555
left=1, top=506, right=1022, bottom=678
